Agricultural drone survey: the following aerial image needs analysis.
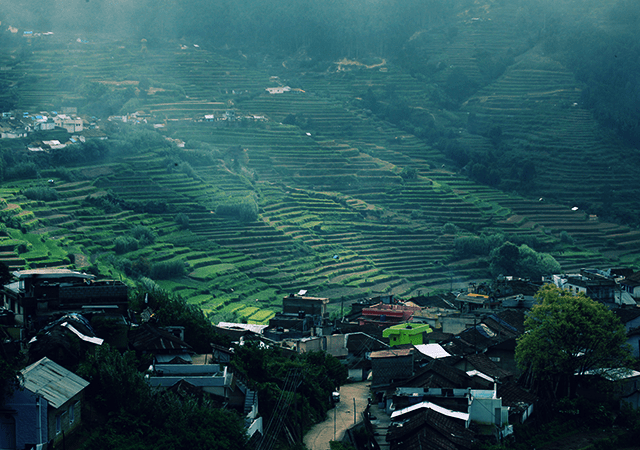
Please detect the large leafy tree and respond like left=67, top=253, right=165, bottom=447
left=516, top=284, right=633, bottom=399
left=490, top=242, right=560, bottom=280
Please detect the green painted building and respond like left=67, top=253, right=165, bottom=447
left=383, top=323, right=432, bottom=347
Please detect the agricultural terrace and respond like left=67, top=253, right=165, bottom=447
left=1, top=28, right=640, bottom=323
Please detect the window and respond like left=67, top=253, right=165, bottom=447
left=56, top=415, right=61, bottom=434
left=69, top=403, right=75, bottom=423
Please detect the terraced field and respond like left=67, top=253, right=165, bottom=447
left=3, top=14, right=640, bottom=322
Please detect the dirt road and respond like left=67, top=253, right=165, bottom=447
left=304, top=381, right=371, bottom=450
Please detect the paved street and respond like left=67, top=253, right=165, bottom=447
left=304, top=381, right=371, bottom=450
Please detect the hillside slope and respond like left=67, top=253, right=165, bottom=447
left=1, top=1, right=639, bottom=321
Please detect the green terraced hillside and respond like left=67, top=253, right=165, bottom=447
left=2, top=1, right=640, bottom=322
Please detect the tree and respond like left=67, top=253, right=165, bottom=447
left=489, top=242, right=560, bottom=280
left=0, top=262, right=11, bottom=285
left=77, top=345, right=249, bottom=450
left=516, top=284, right=633, bottom=399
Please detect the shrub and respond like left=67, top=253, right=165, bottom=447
left=6, top=162, right=38, bottom=180
left=174, top=213, right=190, bottom=229
left=150, top=260, right=186, bottom=279
left=114, top=236, right=138, bottom=254
left=400, top=167, right=418, bottom=180
left=51, top=166, right=78, bottom=182
left=131, top=225, right=155, bottom=246
left=22, top=186, right=59, bottom=202
left=216, top=197, right=258, bottom=222
left=442, top=222, right=457, bottom=234
left=560, top=230, right=574, bottom=245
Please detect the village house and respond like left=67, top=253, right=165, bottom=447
left=1, top=357, right=89, bottom=450
left=53, top=114, right=83, bottom=133
left=383, top=322, right=433, bottom=347
left=550, top=269, right=626, bottom=305
left=621, top=271, right=640, bottom=299
left=129, top=322, right=194, bottom=364
left=357, top=301, right=421, bottom=327
left=2, top=268, right=129, bottom=336
left=454, top=293, right=492, bottom=312
left=370, top=348, right=414, bottom=389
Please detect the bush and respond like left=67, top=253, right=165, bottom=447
left=131, top=225, right=155, bottom=246
left=150, top=260, right=186, bottom=279
left=174, top=213, right=190, bottom=229
left=22, top=186, right=59, bottom=202
left=114, top=236, right=138, bottom=254
left=442, top=222, right=457, bottom=234
left=6, top=162, right=38, bottom=180
left=560, top=230, right=574, bottom=245
left=216, top=197, right=258, bottom=222
left=400, top=167, right=418, bottom=180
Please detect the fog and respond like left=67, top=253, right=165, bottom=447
left=2, top=0, right=639, bottom=145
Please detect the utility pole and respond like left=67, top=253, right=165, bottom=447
left=333, top=405, right=338, bottom=441
left=354, top=398, right=356, bottom=424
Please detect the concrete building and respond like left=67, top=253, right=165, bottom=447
left=53, top=114, right=83, bottom=133
left=282, top=293, right=329, bottom=318
left=383, top=323, right=432, bottom=347
left=2, top=268, right=128, bottom=331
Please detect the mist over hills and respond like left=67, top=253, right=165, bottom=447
left=1, top=0, right=640, bottom=320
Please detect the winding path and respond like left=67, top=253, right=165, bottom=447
left=303, top=381, right=371, bottom=450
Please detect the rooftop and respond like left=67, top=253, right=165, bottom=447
left=414, top=343, right=451, bottom=359
left=391, top=400, right=469, bottom=422
left=22, top=357, right=89, bottom=408
left=12, top=268, right=95, bottom=280
left=370, top=348, right=413, bottom=359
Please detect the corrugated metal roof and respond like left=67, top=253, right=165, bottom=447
left=21, top=357, right=89, bottom=408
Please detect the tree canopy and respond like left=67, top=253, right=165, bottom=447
left=515, top=284, right=633, bottom=399
left=489, top=242, right=561, bottom=280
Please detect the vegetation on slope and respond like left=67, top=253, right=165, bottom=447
left=1, top=0, right=640, bottom=322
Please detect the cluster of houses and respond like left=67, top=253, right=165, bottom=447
left=0, top=108, right=85, bottom=139
left=0, top=267, right=265, bottom=450
left=200, top=110, right=267, bottom=126
left=217, top=268, right=640, bottom=449
left=3, top=266, right=640, bottom=449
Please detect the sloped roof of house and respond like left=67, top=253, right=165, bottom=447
left=460, top=353, right=512, bottom=381
left=387, top=407, right=475, bottom=450
left=414, top=344, right=451, bottom=359
left=345, top=332, right=389, bottom=355
left=497, top=381, right=538, bottom=407
left=614, top=307, right=640, bottom=324
left=129, top=323, right=192, bottom=353
left=217, top=322, right=268, bottom=334
left=22, top=357, right=89, bottom=408
left=370, top=348, right=413, bottom=359
left=622, top=271, right=640, bottom=287
left=409, top=293, right=457, bottom=310
left=494, top=310, right=526, bottom=333
left=402, top=359, right=476, bottom=390
left=391, top=400, right=469, bottom=421
left=482, top=314, right=520, bottom=340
